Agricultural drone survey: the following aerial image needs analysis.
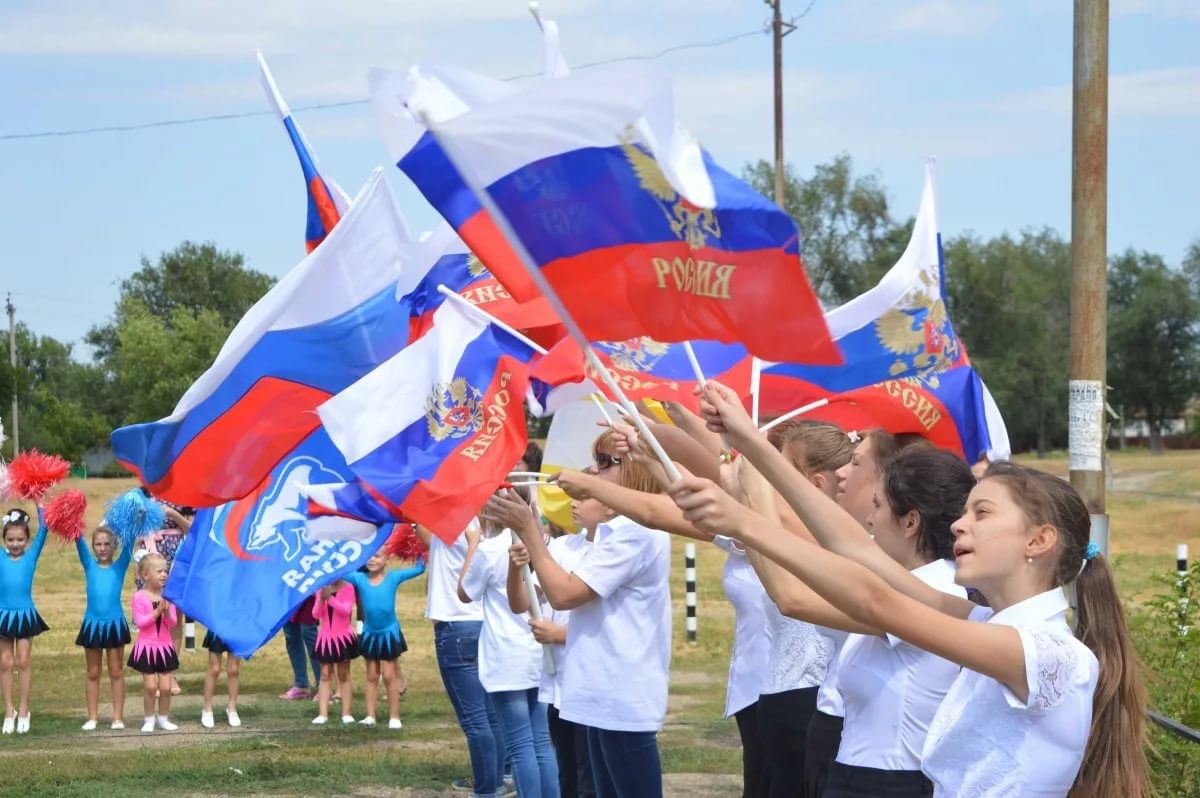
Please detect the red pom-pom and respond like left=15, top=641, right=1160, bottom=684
left=8, top=450, right=71, bottom=501
left=385, top=523, right=428, bottom=563
left=44, top=490, right=88, bottom=542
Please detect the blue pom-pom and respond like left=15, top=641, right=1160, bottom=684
left=104, top=490, right=166, bottom=549
left=1084, top=540, right=1101, bottom=561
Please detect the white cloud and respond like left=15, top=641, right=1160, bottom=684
left=889, top=0, right=1004, bottom=38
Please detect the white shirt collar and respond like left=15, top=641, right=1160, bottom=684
left=912, top=557, right=957, bottom=583
left=987, top=587, right=1069, bottom=626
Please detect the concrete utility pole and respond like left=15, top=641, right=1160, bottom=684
left=6, top=293, right=17, bottom=456
left=767, top=0, right=796, bottom=206
left=1068, top=0, right=1109, bottom=553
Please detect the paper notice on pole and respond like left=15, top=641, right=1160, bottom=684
left=1068, top=380, right=1104, bottom=471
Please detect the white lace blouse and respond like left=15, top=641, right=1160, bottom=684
left=921, top=588, right=1098, bottom=797
left=760, top=594, right=832, bottom=695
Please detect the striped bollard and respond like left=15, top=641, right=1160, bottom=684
left=685, top=543, right=697, bottom=643
left=184, top=614, right=196, bottom=653
left=1177, top=544, right=1189, bottom=637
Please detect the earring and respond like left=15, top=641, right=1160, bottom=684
left=1026, top=556, right=1034, bottom=565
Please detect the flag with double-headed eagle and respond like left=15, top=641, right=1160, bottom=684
left=370, top=63, right=838, bottom=366
left=404, top=242, right=564, bottom=351
left=530, top=335, right=752, bottom=415
left=316, top=299, right=539, bottom=543
left=257, top=51, right=351, bottom=253
left=759, top=160, right=999, bottom=462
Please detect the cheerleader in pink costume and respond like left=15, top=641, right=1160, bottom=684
left=311, top=579, right=359, bottom=726
left=127, top=554, right=179, bottom=733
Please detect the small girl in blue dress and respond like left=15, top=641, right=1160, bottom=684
left=344, top=549, right=425, bottom=729
left=75, top=524, right=134, bottom=731
left=0, top=506, right=48, bottom=735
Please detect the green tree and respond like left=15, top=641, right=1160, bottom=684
left=3, top=324, right=109, bottom=460
left=111, top=298, right=232, bottom=424
left=742, top=154, right=908, bottom=304
left=86, top=241, right=274, bottom=360
left=1107, top=249, right=1200, bottom=454
left=942, top=229, right=1071, bottom=455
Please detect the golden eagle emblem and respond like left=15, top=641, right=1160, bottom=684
left=619, top=127, right=720, bottom=251
left=466, top=254, right=488, bottom=279
left=596, top=337, right=671, bottom=373
left=425, top=377, right=484, bottom=442
left=874, top=269, right=960, bottom=388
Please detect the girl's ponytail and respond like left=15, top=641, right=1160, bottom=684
left=1071, top=553, right=1149, bottom=798
left=985, top=462, right=1150, bottom=798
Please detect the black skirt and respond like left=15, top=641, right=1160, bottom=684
left=312, top=634, right=360, bottom=664
left=75, top=617, right=132, bottom=650
left=804, top=710, right=844, bottom=798
left=0, top=608, right=49, bottom=640
left=203, top=630, right=230, bottom=655
left=359, top=629, right=408, bottom=662
left=127, top=646, right=180, bottom=675
left=823, top=761, right=933, bottom=798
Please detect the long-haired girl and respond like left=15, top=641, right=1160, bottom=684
left=75, top=524, right=133, bottom=731
left=672, top=381, right=1149, bottom=798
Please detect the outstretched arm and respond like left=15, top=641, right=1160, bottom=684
left=700, top=382, right=975, bottom=619
left=671, top=474, right=1036, bottom=701
left=552, top=469, right=711, bottom=541
left=390, top=561, right=426, bottom=587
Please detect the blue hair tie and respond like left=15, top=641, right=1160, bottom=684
left=1084, top=541, right=1100, bottom=561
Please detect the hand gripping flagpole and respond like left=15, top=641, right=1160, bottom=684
left=418, top=113, right=683, bottom=484
left=511, top=529, right=556, bottom=677
left=681, top=341, right=733, bottom=456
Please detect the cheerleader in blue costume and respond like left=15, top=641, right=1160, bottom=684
left=344, top=550, right=425, bottom=730
left=75, top=524, right=134, bottom=731
left=0, top=506, right=48, bottom=735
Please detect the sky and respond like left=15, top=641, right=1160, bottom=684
left=1, top=0, right=1197, bottom=355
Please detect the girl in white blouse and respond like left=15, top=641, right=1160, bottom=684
left=673, top=381, right=1150, bottom=798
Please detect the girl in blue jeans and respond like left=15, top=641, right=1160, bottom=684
left=421, top=524, right=508, bottom=798
left=460, top=493, right=559, bottom=798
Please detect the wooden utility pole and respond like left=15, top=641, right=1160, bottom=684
left=1068, top=0, right=1109, bottom=552
left=767, top=0, right=796, bottom=206
left=6, top=293, right=17, bottom=456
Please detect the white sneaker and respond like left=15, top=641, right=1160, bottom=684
left=200, top=710, right=214, bottom=729
left=226, top=708, right=241, bottom=728
left=311, top=715, right=328, bottom=725
left=1, top=713, right=12, bottom=735
left=388, top=718, right=403, bottom=730
left=359, top=716, right=376, bottom=726
left=341, top=714, right=356, bottom=725
left=81, top=720, right=98, bottom=731
left=156, top=716, right=178, bottom=731
left=15, top=715, right=29, bottom=734
left=110, top=720, right=125, bottom=731
left=140, top=718, right=156, bottom=734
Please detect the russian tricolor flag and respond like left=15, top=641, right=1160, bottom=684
left=112, top=171, right=434, bottom=507
left=371, top=63, right=838, bottom=366
left=317, top=300, right=538, bottom=543
left=757, top=160, right=1007, bottom=462
left=257, top=51, right=351, bottom=253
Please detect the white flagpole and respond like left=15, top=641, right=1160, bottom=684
left=418, top=114, right=683, bottom=483
left=681, top=341, right=732, bottom=454
left=591, top=392, right=616, bottom=426
left=758, top=398, right=831, bottom=434
left=750, top=357, right=762, bottom=427
left=436, top=284, right=549, bottom=355
left=512, top=529, right=556, bottom=676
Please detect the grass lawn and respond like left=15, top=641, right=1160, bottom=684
left=0, top=450, right=1196, bottom=796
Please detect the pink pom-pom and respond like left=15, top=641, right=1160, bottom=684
left=45, top=490, right=88, bottom=542
left=385, top=523, right=427, bottom=563
left=8, top=450, right=71, bottom=501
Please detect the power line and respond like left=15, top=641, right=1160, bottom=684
left=0, top=28, right=768, bottom=142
